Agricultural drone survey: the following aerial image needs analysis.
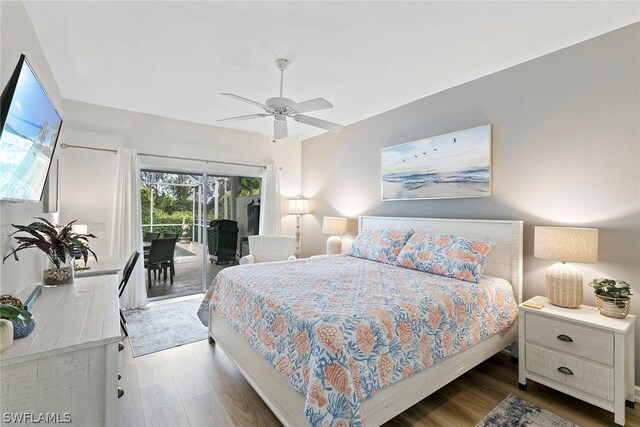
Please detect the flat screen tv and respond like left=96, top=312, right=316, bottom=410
left=0, top=54, right=62, bottom=202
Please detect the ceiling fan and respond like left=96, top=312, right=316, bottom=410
left=218, top=59, right=343, bottom=139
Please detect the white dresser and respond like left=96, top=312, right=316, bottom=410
left=0, top=275, right=121, bottom=426
left=518, top=296, right=635, bottom=427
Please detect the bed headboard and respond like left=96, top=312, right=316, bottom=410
left=358, top=216, right=524, bottom=303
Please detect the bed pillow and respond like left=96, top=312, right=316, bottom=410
left=396, top=233, right=496, bottom=283
left=346, top=228, right=414, bottom=264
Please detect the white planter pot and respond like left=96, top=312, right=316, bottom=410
left=0, top=319, right=14, bottom=352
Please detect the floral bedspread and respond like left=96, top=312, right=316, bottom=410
left=197, top=255, right=517, bottom=427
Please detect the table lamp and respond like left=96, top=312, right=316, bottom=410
left=322, top=217, right=347, bottom=255
left=71, top=224, right=89, bottom=259
left=534, top=226, right=598, bottom=308
left=288, top=198, right=309, bottom=258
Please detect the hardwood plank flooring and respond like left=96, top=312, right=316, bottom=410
left=118, top=338, right=640, bottom=426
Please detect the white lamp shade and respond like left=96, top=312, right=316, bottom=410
left=72, top=224, right=88, bottom=235
left=322, top=217, right=347, bottom=235
left=534, top=226, right=598, bottom=263
left=288, top=199, right=309, bottom=215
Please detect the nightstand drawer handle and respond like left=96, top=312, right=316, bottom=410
left=557, top=366, right=574, bottom=376
left=557, top=334, right=573, bottom=342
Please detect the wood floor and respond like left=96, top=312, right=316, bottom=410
left=118, top=338, right=640, bottom=427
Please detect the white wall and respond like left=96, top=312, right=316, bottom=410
left=301, top=24, right=640, bottom=383
left=0, top=1, right=63, bottom=297
left=56, top=99, right=302, bottom=257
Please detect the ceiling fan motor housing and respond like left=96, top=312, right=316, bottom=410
left=266, top=97, right=296, bottom=115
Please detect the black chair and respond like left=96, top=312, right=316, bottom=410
left=161, top=233, right=178, bottom=239
left=144, top=238, right=177, bottom=287
left=143, top=232, right=160, bottom=242
left=119, top=251, right=140, bottom=338
left=207, top=220, right=238, bottom=264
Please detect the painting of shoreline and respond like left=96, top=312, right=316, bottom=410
left=381, top=125, right=491, bottom=200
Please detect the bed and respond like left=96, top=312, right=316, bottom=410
left=198, top=216, right=523, bottom=426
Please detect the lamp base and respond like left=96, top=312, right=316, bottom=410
left=326, top=235, right=342, bottom=255
left=545, top=263, right=583, bottom=308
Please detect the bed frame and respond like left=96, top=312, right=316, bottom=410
left=208, top=216, right=523, bottom=426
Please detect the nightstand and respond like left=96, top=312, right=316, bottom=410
left=518, top=296, right=635, bottom=426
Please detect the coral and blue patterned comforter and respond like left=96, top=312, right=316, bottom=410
left=198, top=255, right=517, bottom=426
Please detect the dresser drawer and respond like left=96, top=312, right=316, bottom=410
left=525, top=313, right=613, bottom=365
left=526, top=343, right=614, bottom=402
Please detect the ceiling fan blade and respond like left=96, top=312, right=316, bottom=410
left=289, top=97, right=333, bottom=114
left=221, top=93, right=266, bottom=109
left=217, top=113, right=270, bottom=122
left=274, top=119, right=288, bottom=139
left=293, top=115, right=343, bottom=133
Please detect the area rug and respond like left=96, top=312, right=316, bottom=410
left=475, top=394, right=578, bottom=427
left=124, top=297, right=208, bottom=357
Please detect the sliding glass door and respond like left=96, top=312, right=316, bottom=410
left=140, top=170, right=261, bottom=300
left=141, top=171, right=206, bottom=299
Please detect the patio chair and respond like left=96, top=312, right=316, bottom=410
left=207, top=220, right=238, bottom=264
left=161, top=233, right=178, bottom=239
left=119, top=251, right=140, bottom=337
left=144, top=237, right=177, bottom=287
left=143, top=232, right=159, bottom=242
left=239, top=235, right=296, bottom=264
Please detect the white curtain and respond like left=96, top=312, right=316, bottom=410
left=259, top=164, right=282, bottom=235
left=111, top=148, right=147, bottom=309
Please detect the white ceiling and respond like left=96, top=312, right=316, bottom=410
left=24, top=1, right=640, bottom=141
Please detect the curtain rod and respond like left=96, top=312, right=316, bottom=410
left=59, top=143, right=267, bottom=169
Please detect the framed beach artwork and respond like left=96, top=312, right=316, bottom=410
left=381, top=124, right=492, bottom=201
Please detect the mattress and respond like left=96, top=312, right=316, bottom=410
left=198, top=255, right=517, bottom=427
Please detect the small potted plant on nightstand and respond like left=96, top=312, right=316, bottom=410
left=2, top=218, right=97, bottom=287
left=589, top=278, right=633, bottom=319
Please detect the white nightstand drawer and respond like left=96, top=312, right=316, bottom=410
left=526, top=313, right=613, bottom=365
left=526, top=343, right=614, bottom=402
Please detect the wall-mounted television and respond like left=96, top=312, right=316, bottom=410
left=0, top=54, right=62, bottom=202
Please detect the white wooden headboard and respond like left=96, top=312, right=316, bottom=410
left=358, top=216, right=524, bottom=303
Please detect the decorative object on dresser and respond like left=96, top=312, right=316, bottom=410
left=381, top=124, right=492, bottom=201
left=589, top=278, right=632, bottom=319
left=71, top=223, right=88, bottom=258
left=288, top=198, right=310, bottom=258
left=518, top=296, right=635, bottom=427
left=322, top=216, right=347, bottom=255
left=0, top=303, right=33, bottom=343
left=534, top=226, right=598, bottom=308
left=0, top=318, right=13, bottom=352
left=2, top=218, right=97, bottom=287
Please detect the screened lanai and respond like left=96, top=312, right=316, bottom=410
left=140, top=170, right=261, bottom=299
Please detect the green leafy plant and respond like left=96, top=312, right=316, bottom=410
left=588, top=278, right=632, bottom=299
left=2, top=218, right=97, bottom=268
left=0, top=304, right=32, bottom=325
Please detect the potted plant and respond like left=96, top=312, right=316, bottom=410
left=2, top=218, right=97, bottom=287
left=588, top=278, right=633, bottom=319
left=0, top=304, right=33, bottom=349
